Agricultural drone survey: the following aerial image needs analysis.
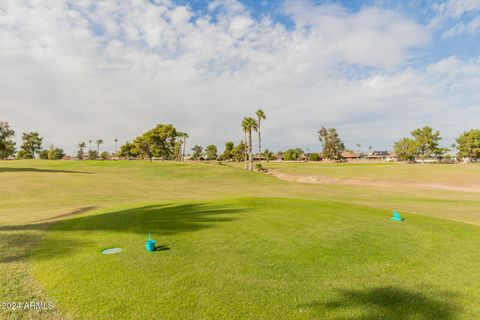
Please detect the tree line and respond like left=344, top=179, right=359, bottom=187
left=1, top=120, right=479, bottom=163
left=393, top=126, right=480, bottom=162
left=0, top=121, right=114, bottom=160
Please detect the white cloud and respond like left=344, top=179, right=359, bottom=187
left=0, top=0, right=477, bottom=154
left=432, top=0, right=480, bottom=37
left=443, top=16, right=480, bottom=37
left=282, top=1, right=429, bottom=68
left=433, top=0, right=480, bottom=19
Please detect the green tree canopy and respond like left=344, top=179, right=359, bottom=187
left=95, top=139, right=104, bottom=155
left=191, top=145, right=203, bottom=160
left=49, top=147, right=65, bottom=160
left=456, top=129, right=480, bottom=161
left=263, top=148, right=275, bottom=161
left=283, top=148, right=304, bottom=161
left=235, top=141, right=246, bottom=162
left=205, top=144, right=218, bottom=160
left=308, top=153, right=320, bottom=161
left=221, top=141, right=235, bottom=161
left=39, top=149, right=49, bottom=160
left=0, top=121, right=16, bottom=159
left=100, top=151, right=111, bottom=160
left=118, top=141, right=139, bottom=158
left=16, top=149, right=28, bottom=159
left=88, top=150, right=98, bottom=160
left=77, top=142, right=86, bottom=160
left=20, top=132, right=43, bottom=159
left=394, top=137, right=417, bottom=162
left=132, top=124, right=179, bottom=161
left=318, top=127, right=345, bottom=160
left=411, top=126, right=442, bottom=162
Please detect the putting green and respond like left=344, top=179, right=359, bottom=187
left=31, top=198, right=480, bottom=319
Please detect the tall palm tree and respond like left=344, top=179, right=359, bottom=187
left=114, top=138, right=118, bottom=154
left=88, top=140, right=92, bottom=152
left=255, top=109, right=266, bottom=163
left=241, top=118, right=249, bottom=170
left=96, top=139, right=103, bottom=155
left=242, top=117, right=258, bottom=171
left=78, top=142, right=86, bottom=160
left=180, top=133, right=189, bottom=161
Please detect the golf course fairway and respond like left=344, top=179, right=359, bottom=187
left=1, top=160, right=480, bottom=319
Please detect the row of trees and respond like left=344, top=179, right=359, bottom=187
left=241, top=109, right=266, bottom=171
left=2, top=120, right=479, bottom=163
left=316, top=125, right=479, bottom=163
left=0, top=121, right=116, bottom=160
left=393, top=126, right=480, bottom=162
left=77, top=139, right=117, bottom=160
left=0, top=122, right=65, bottom=160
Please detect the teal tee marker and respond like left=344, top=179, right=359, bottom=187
left=390, top=210, right=404, bottom=221
left=146, top=232, right=156, bottom=252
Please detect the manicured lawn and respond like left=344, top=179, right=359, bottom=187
left=262, top=162, right=480, bottom=186
left=1, top=160, right=480, bottom=319
left=27, top=198, right=480, bottom=319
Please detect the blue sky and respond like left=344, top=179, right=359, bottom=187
left=0, top=0, right=479, bottom=154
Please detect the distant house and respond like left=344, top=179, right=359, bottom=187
left=300, top=153, right=310, bottom=162
left=386, top=152, right=398, bottom=162
left=274, top=152, right=284, bottom=161
left=253, top=154, right=266, bottom=161
left=341, top=150, right=360, bottom=161
left=364, top=151, right=396, bottom=161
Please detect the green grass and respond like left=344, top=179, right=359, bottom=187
left=1, top=160, right=480, bottom=319
left=262, top=162, right=480, bottom=186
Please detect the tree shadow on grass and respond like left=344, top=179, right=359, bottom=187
left=0, top=167, right=93, bottom=174
left=0, top=203, right=246, bottom=261
left=301, top=286, right=460, bottom=320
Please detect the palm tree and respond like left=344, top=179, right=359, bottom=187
left=78, top=142, right=86, bottom=160
left=242, top=117, right=258, bottom=171
left=241, top=118, right=248, bottom=170
left=88, top=140, right=92, bottom=152
left=114, top=138, right=118, bottom=154
left=96, top=139, right=103, bottom=156
left=180, top=133, right=189, bottom=161
left=255, top=109, right=266, bottom=163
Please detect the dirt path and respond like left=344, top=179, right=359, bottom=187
left=266, top=169, right=480, bottom=193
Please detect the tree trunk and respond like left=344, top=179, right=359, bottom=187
left=248, top=129, right=253, bottom=171
left=258, top=122, right=261, bottom=164
left=244, top=131, right=248, bottom=170
left=183, top=138, right=186, bottom=162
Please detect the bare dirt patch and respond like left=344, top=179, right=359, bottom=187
left=266, top=170, right=480, bottom=193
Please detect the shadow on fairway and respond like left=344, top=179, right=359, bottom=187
left=0, top=167, right=93, bottom=174
left=154, top=245, right=171, bottom=251
left=301, top=286, right=460, bottom=320
left=34, top=206, right=99, bottom=222
left=0, top=203, right=245, bottom=261
left=53, top=203, right=245, bottom=235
